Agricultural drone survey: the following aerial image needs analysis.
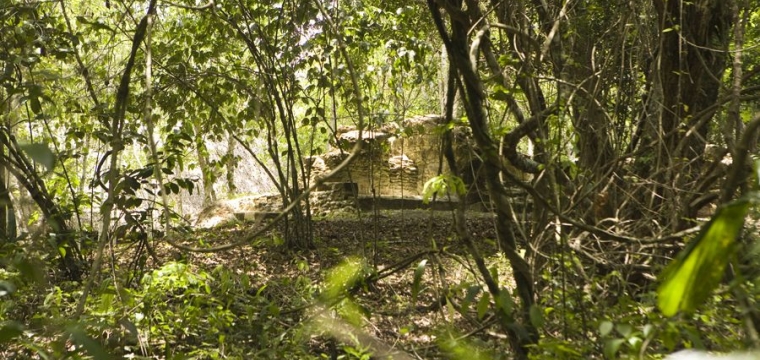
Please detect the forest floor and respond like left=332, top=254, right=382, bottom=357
left=139, top=209, right=512, bottom=358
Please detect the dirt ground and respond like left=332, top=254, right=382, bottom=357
left=144, top=209, right=510, bottom=358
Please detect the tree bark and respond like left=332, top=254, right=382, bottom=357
left=636, top=0, right=733, bottom=229
left=428, top=2, right=537, bottom=358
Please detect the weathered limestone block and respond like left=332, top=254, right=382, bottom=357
left=195, top=193, right=282, bottom=228
left=308, top=115, right=460, bottom=198
left=387, top=155, right=419, bottom=195
left=309, top=182, right=358, bottom=216
left=305, top=114, right=529, bottom=206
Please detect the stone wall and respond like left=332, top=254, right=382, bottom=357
left=308, top=114, right=476, bottom=200
left=195, top=115, right=534, bottom=226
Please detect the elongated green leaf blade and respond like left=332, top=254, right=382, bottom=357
left=412, top=259, right=427, bottom=304
left=657, top=201, right=748, bottom=316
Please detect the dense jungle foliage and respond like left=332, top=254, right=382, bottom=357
left=2, top=0, right=760, bottom=359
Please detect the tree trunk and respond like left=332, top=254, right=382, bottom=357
left=636, top=0, right=732, bottom=230
left=226, top=133, right=237, bottom=195
left=0, top=128, right=82, bottom=280
left=195, top=135, right=216, bottom=208
left=428, top=2, right=538, bottom=357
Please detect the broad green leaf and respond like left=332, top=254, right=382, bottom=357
left=68, top=326, right=110, bottom=360
left=324, top=257, right=364, bottom=300
left=529, top=304, right=545, bottom=328
left=495, top=289, right=513, bottom=315
left=117, top=318, right=139, bottom=340
left=599, top=321, right=613, bottom=337
left=476, top=292, right=490, bottom=320
left=460, top=285, right=480, bottom=314
left=616, top=323, right=632, bottom=338
left=0, top=281, right=16, bottom=297
left=30, top=97, right=42, bottom=114
left=657, top=200, right=749, bottom=316
left=421, top=175, right=466, bottom=204
left=13, top=257, right=45, bottom=284
left=0, top=321, right=23, bottom=343
left=438, top=331, right=493, bottom=360
left=337, top=298, right=370, bottom=327
left=98, top=292, right=115, bottom=314
left=603, top=338, right=625, bottom=359
left=19, top=143, right=56, bottom=171
left=421, top=176, right=444, bottom=204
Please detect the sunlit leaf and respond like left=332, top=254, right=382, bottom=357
left=411, top=259, right=427, bottom=305
left=324, top=257, right=364, bottom=300
left=421, top=175, right=466, bottom=204
left=438, top=330, right=493, bottom=360
left=599, top=321, right=613, bottom=337
left=657, top=200, right=749, bottom=316
left=19, top=143, right=56, bottom=171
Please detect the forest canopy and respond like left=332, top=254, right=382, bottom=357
left=1, top=0, right=760, bottom=359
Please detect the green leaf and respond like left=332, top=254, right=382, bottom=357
left=438, top=331, right=494, bottom=360
left=14, top=257, right=45, bottom=285
left=476, top=292, right=490, bottom=320
left=411, top=259, right=427, bottom=304
left=0, top=321, right=23, bottom=343
left=68, top=326, right=110, bottom=360
left=642, top=324, right=654, bottom=337
left=324, top=258, right=364, bottom=300
left=495, top=289, right=513, bottom=315
left=657, top=200, right=749, bottom=316
left=98, top=292, right=115, bottom=314
left=19, top=143, right=56, bottom=171
left=118, top=318, right=138, bottom=340
left=75, top=16, right=116, bottom=33
left=529, top=304, right=544, bottom=328
left=421, top=176, right=444, bottom=204
left=603, top=338, right=625, bottom=359
left=0, top=281, right=16, bottom=297
left=616, top=323, right=632, bottom=338
left=421, top=175, right=466, bottom=204
left=30, top=97, right=42, bottom=114
left=461, top=285, right=480, bottom=314
left=599, top=321, right=613, bottom=337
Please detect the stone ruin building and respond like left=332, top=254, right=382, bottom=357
left=196, top=114, right=530, bottom=227
left=305, top=114, right=489, bottom=215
